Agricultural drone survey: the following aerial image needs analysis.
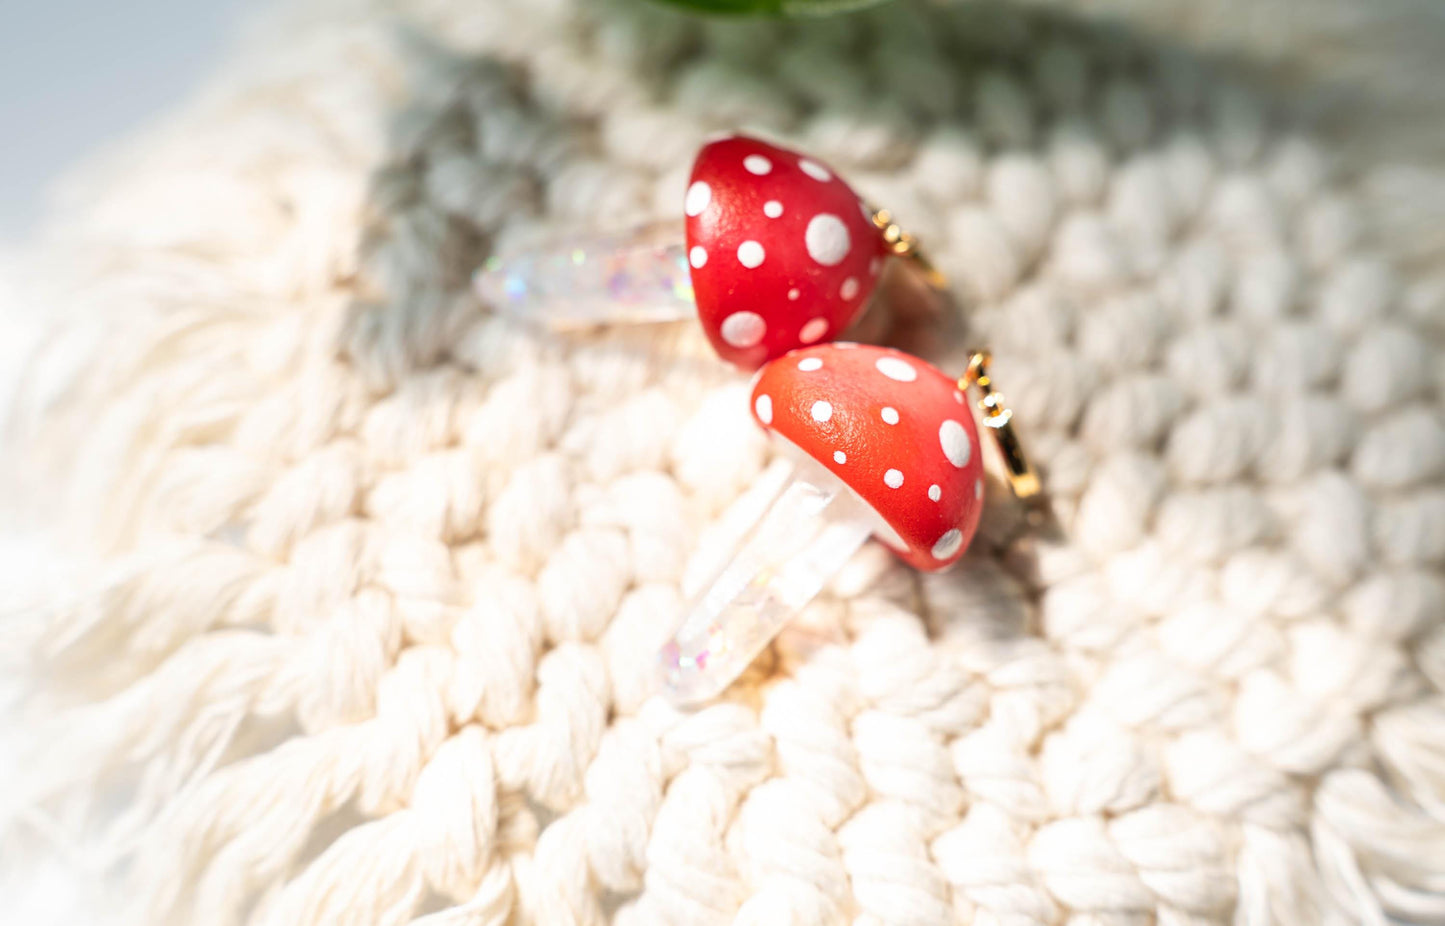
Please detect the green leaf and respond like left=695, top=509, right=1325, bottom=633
left=780, top=0, right=891, bottom=13
left=647, top=0, right=891, bottom=16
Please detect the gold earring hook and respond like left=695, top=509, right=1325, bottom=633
left=960, top=351, right=1040, bottom=501
left=871, top=208, right=948, bottom=291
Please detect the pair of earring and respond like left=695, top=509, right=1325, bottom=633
left=476, top=135, right=1039, bottom=704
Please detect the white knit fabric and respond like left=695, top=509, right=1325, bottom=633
left=3, top=1, right=1445, bottom=924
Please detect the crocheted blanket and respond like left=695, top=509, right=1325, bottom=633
left=3, top=1, right=1443, bottom=923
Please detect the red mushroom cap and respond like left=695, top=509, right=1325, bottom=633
left=684, top=135, right=891, bottom=370
left=749, top=343, right=986, bottom=572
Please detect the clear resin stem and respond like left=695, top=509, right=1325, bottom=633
left=657, top=462, right=875, bottom=705
left=473, top=221, right=697, bottom=328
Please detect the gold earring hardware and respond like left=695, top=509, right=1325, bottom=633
left=960, top=351, right=1041, bottom=502
left=871, top=208, right=948, bottom=291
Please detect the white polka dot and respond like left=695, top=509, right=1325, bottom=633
left=929, top=484, right=941, bottom=502
left=799, top=317, right=828, bottom=343
left=841, top=277, right=860, bottom=300
left=939, top=420, right=971, bottom=468
left=875, top=356, right=917, bottom=382
left=721, top=311, right=766, bottom=348
left=798, top=357, right=823, bottom=372
left=744, top=154, right=772, bottom=175
left=764, top=200, right=783, bottom=218
left=884, top=469, right=904, bottom=489
left=805, top=214, right=851, bottom=267
left=811, top=400, right=833, bottom=422
left=931, top=529, right=964, bottom=560
left=954, top=391, right=965, bottom=404
left=869, top=257, right=881, bottom=276
left=834, top=451, right=847, bottom=464
left=685, top=181, right=711, bottom=217
left=737, top=240, right=765, bottom=268
left=787, top=288, right=801, bottom=301
left=836, top=342, right=858, bottom=349
left=881, top=407, right=900, bottom=425
left=975, top=478, right=984, bottom=500
left=755, top=394, right=773, bottom=424
left=799, top=158, right=831, bottom=182
left=689, top=246, right=707, bottom=268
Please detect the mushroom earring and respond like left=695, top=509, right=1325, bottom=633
left=473, top=135, right=943, bottom=369
left=658, top=344, right=1040, bottom=704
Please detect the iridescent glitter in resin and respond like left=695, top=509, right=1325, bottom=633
left=474, top=222, right=696, bottom=328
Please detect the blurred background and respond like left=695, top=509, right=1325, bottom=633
left=0, top=0, right=247, bottom=242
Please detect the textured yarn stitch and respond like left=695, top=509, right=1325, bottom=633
left=2, top=1, right=1445, bottom=924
